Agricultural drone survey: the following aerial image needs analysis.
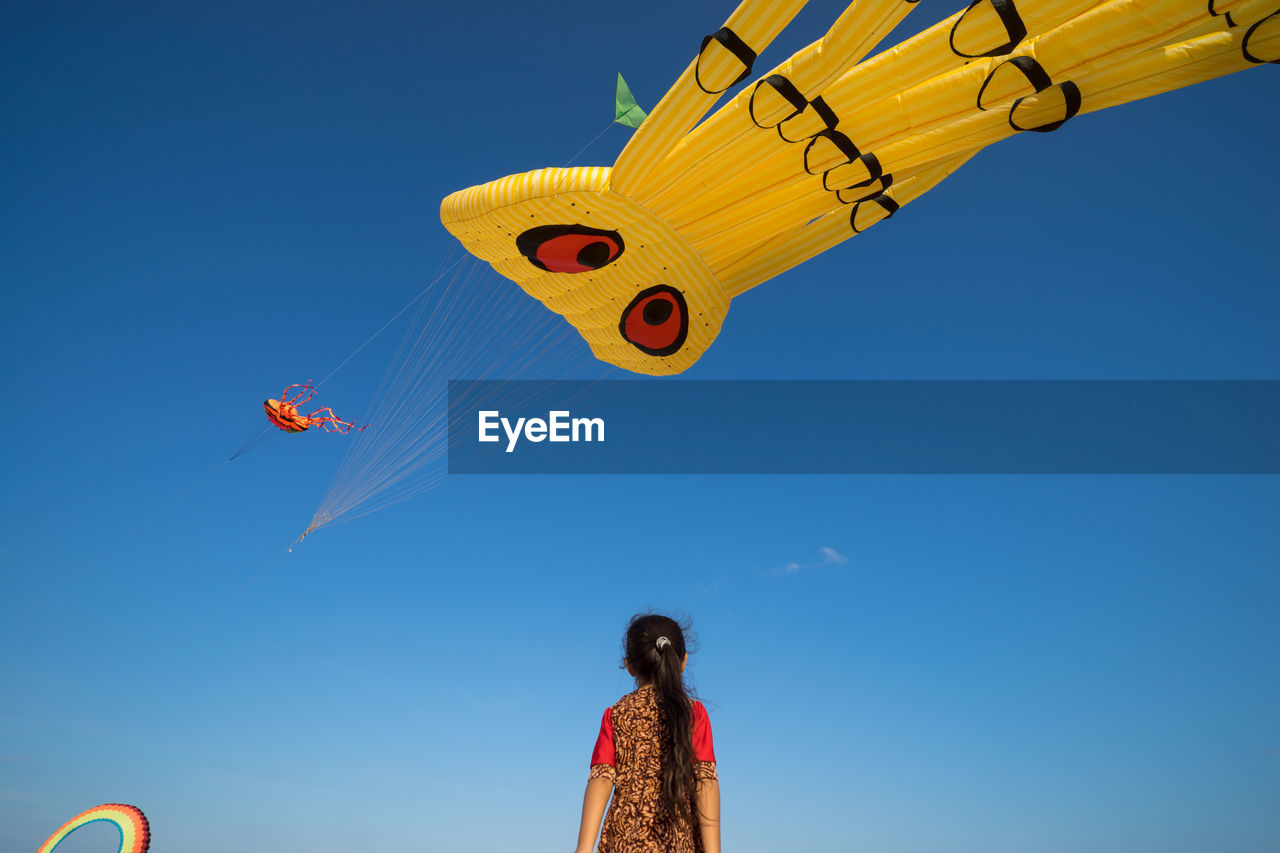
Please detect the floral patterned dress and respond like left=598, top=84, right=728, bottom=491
left=588, top=685, right=717, bottom=853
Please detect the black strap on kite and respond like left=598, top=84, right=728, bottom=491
left=977, top=55, right=1053, bottom=110
left=804, top=130, right=861, bottom=175
left=1242, top=11, right=1279, bottom=64
left=696, top=26, right=757, bottom=94
left=1209, top=0, right=1238, bottom=26
left=809, top=97, right=839, bottom=131
left=849, top=194, right=899, bottom=234
left=778, top=95, right=839, bottom=143
left=1008, top=80, right=1082, bottom=133
left=823, top=151, right=889, bottom=195
left=950, top=0, right=1028, bottom=58
left=836, top=173, right=894, bottom=205
left=750, top=74, right=809, bottom=128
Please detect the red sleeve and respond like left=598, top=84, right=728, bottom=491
left=590, top=706, right=615, bottom=766
left=691, top=701, right=715, bottom=763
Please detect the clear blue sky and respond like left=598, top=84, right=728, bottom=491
left=3, top=1, right=1277, bottom=851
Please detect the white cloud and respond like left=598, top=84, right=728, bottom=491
left=818, top=546, right=848, bottom=565
left=773, top=547, right=849, bottom=575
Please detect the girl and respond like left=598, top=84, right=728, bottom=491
left=574, top=613, right=720, bottom=853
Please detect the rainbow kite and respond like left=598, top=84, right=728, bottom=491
left=36, top=804, right=150, bottom=853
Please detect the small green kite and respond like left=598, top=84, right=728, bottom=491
left=614, top=73, right=647, bottom=129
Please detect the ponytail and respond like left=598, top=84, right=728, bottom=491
left=624, top=613, right=699, bottom=826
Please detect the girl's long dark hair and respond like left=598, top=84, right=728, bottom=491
left=624, top=612, right=698, bottom=826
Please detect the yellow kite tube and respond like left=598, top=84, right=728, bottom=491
left=441, top=0, right=1275, bottom=376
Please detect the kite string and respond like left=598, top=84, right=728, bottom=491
left=563, top=120, right=616, bottom=168
left=48, top=457, right=234, bottom=598
left=313, top=251, right=466, bottom=392
left=228, top=426, right=273, bottom=461
left=114, top=541, right=296, bottom=702
left=304, top=257, right=605, bottom=534
left=231, top=252, right=466, bottom=462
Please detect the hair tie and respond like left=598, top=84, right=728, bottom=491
left=656, top=636, right=671, bottom=652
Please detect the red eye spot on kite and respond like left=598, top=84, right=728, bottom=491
left=516, top=224, right=624, bottom=273
left=620, top=285, right=688, bottom=356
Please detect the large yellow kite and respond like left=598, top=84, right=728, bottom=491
left=442, top=0, right=1276, bottom=375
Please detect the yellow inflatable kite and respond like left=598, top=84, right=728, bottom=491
left=442, top=0, right=1276, bottom=375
